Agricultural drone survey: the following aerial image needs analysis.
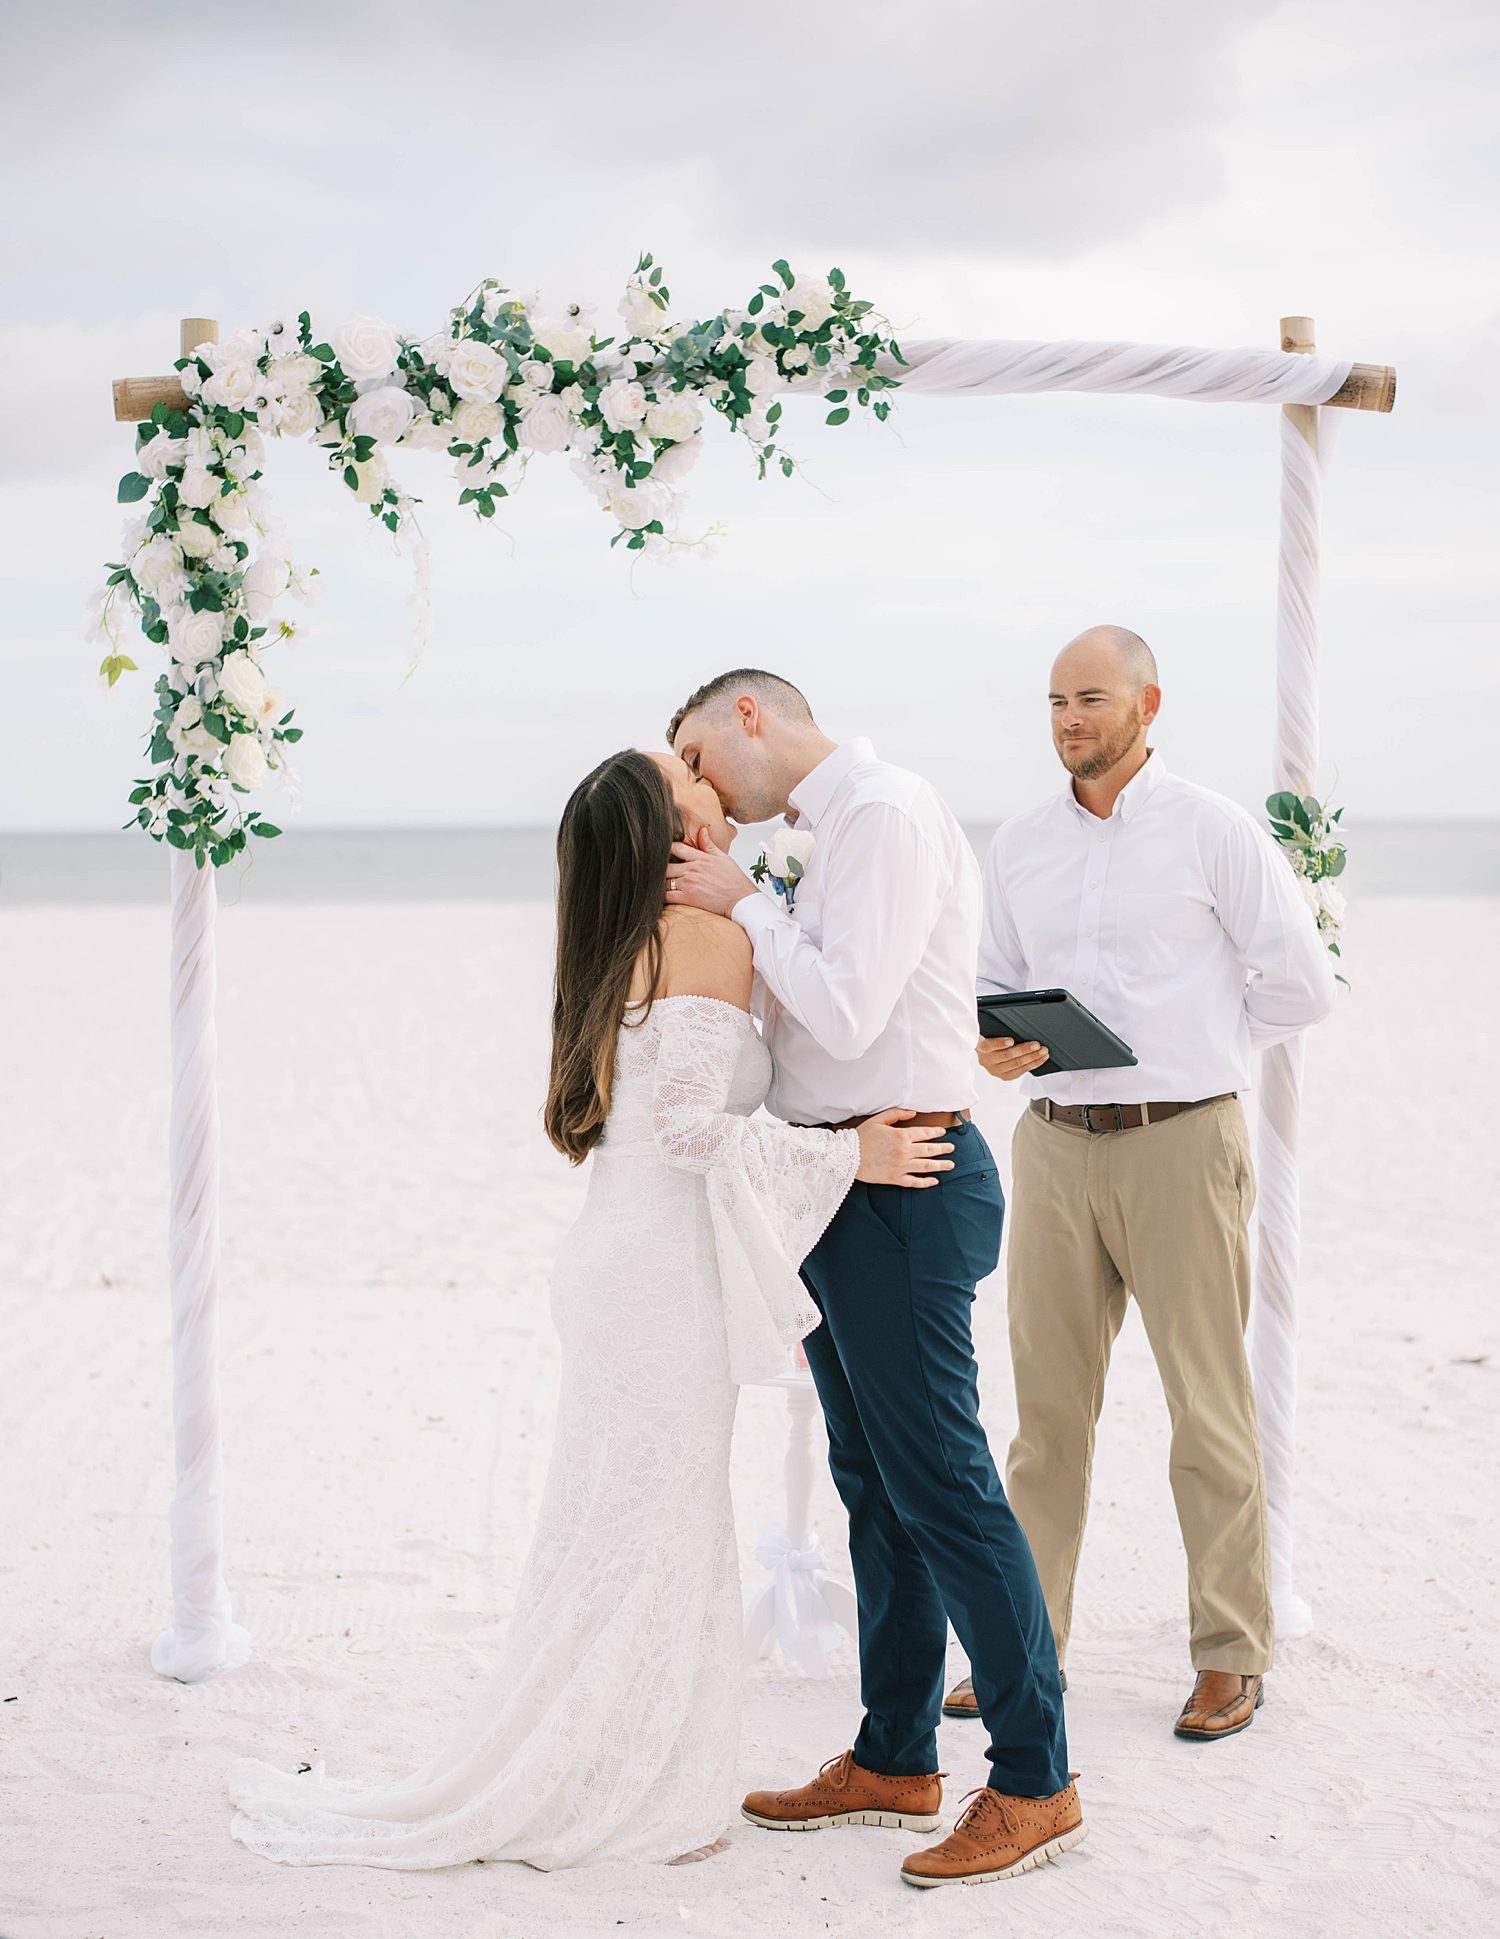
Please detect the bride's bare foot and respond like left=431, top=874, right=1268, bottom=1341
left=667, top=1835, right=731, bottom=1865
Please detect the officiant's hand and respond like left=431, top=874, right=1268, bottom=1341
left=666, top=830, right=757, bottom=918
left=977, top=1033, right=1048, bottom=1080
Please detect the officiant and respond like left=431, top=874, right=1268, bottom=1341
left=944, top=624, right=1335, bottom=1743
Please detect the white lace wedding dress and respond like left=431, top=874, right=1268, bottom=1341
left=229, top=995, right=858, bottom=1871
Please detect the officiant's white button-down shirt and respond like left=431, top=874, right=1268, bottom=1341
left=732, top=738, right=982, bottom=1126
left=978, top=751, right=1337, bottom=1106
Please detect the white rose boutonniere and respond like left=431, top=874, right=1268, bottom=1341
left=751, top=827, right=816, bottom=912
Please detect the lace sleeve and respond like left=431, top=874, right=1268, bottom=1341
left=649, top=997, right=859, bottom=1384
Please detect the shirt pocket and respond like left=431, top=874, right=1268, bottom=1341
left=1112, top=891, right=1213, bottom=982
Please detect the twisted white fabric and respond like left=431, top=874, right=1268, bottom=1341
left=834, top=338, right=1355, bottom=406
left=1250, top=402, right=1326, bottom=1641
left=230, top=994, right=856, bottom=1870
left=151, top=850, right=250, bottom=1682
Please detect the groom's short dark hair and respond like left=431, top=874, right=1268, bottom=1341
left=667, top=669, right=815, bottom=748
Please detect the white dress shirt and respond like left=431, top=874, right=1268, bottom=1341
left=978, top=751, right=1337, bottom=1106
left=733, top=739, right=982, bottom=1126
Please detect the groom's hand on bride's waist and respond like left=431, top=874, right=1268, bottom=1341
left=666, top=832, right=758, bottom=918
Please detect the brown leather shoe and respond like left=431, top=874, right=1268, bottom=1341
left=741, top=1749, right=944, bottom=1833
left=901, top=1780, right=1085, bottom=1887
left=941, top=1668, right=1067, bottom=1717
left=1174, top=1670, right=1265, bottom=1741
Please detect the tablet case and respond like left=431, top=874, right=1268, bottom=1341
left=977, top=989, right=1138, bottom=1077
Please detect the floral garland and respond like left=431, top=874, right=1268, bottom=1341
left=1266, top=788, right=1348, bottom=981
left=92, top=256, right=904, bottom=868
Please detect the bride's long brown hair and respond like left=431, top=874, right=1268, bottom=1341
left=545, top=750, right=678, bottom=1164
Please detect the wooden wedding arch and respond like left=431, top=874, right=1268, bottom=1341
left=112, top=310, right=1394, bottom=1680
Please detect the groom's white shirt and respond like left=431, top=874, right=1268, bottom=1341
left=732, top=738, right=981, bottom=1126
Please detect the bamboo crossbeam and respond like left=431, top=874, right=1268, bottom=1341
left=110, top=318, right=1398, bottom=422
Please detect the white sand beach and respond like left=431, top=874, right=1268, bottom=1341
left=2, top=895, right=1497, bottom=1939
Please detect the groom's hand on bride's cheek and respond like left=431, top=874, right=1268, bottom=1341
left=666, top=835, right=756, bottom=917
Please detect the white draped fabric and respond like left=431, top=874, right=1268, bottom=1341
left=152, top=852, right=251, bottom=1682
left=1249, top=397, right=1329, bottom=1640
left=856, top=337, right=1354, bottom=406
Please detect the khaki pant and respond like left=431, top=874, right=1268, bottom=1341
left=1004, top=1097, right=1274, bottom=1674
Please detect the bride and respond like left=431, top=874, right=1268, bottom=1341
left=229, top=747, right=954, bottom=1871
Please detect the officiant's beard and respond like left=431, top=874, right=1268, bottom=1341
left=1058, top=703, right=1145, bottom=781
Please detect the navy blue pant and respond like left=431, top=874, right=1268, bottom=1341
left=799, top=1120, right=1070, bottom=1798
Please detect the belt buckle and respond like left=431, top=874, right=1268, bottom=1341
left=1082, top=1103, right=1126, bottom=1134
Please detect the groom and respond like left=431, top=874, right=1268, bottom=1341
left=665, top=670, right=1081, bottom=1889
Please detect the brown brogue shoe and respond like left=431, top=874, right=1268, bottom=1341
left=1174, top=1670, right=1265, bottom=1741
left=741, top=1749, right=944, bottom=1833
left=941, top=1668, right=1067, bottom=1718
left=901, top=1780, right=1085, bottom=1887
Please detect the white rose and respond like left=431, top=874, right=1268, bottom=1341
left=133, top=535, right=185, bottom=596
left=175, top=518, right=218, bottom=559
left=518, top=394, right=571, bottom=454
left=519, top=359, right=551, bottom=388
left=201, top=328, right=266, bottom=370
left=607, top=481, right=669, bottom=530
left=350, top=454, right=389, bottom=503
left=650, top=438, right=701, bottom=486
left=599, top=379, right=647, bottom=431
left=1316, top=879, right=1347, bottom=922
left=168, top=606, right=227, bottom=666
left=268, top=352, right=323, bottom=394
left=744, top=356, right=782, bottom=397
left=168, top=694, right=218, bottom=758
left=560, top=383, right=585, bottom=412
left=331, top=313, right=400, bottom=381
left=446, top=340, right=507, bottom=403
left=618, top=282, right=661, bottom=335
left=201, top=361, right=258, bottom=411
left=784, top=275, right=835, bottom=329
left=137, top=433, right=187, bottom=480
left=763, top=828, right=816, bottom=879
left=449, top=399, right=504, bottom=443
left=743, top=406, right=773, bottom=443
left=211, top=486, right=252, bottom=532
left=275, top=389, right=322, bottom=439
left=644, top=393, right=703, bottom=442
left=217, top=649, right=269, bottom=717
left=398, top=412, right=449, bottom=451
left=241, top=552, right=289, bottom=622
left=176, top=464, right=218, bottom=510
left=346, top=384, right=416, bottom=444
left=529, top=316, right=592, bottom=364
left=224, top=732, right=269, bottom=790
left=1297, top=876, right=1320, bottom=916
left=781, top=345, right=811, bottom=372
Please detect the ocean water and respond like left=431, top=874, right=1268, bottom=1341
left=2, top=821, right=1496, bottom=905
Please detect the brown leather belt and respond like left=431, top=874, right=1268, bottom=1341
left=813, top=1108, right=972, bottom=1133
left=1031, top=1094, right=1234, bottom=1134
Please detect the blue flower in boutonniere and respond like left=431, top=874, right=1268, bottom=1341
left=750, top=827, right=815, bottom=913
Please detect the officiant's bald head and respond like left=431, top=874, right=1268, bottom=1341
left=1053, top=625, right=1158, bottom=691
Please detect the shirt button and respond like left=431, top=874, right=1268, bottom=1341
left=1089, top=880, right=1099, bottom=888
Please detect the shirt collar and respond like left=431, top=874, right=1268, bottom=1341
left=788, top=737, right=876, bottom=830
left=1065, top=747, right=1166, bottom=826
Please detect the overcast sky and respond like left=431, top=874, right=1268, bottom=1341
left=3, top=0, right=1495, bottom=832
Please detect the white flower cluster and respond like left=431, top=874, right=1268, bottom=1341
left=98, top=257, right=906, bottom=867
left=1267, top=790, right=1349, bottom=979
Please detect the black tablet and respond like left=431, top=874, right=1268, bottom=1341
left=976, top=989, right=1137, bottom=1077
